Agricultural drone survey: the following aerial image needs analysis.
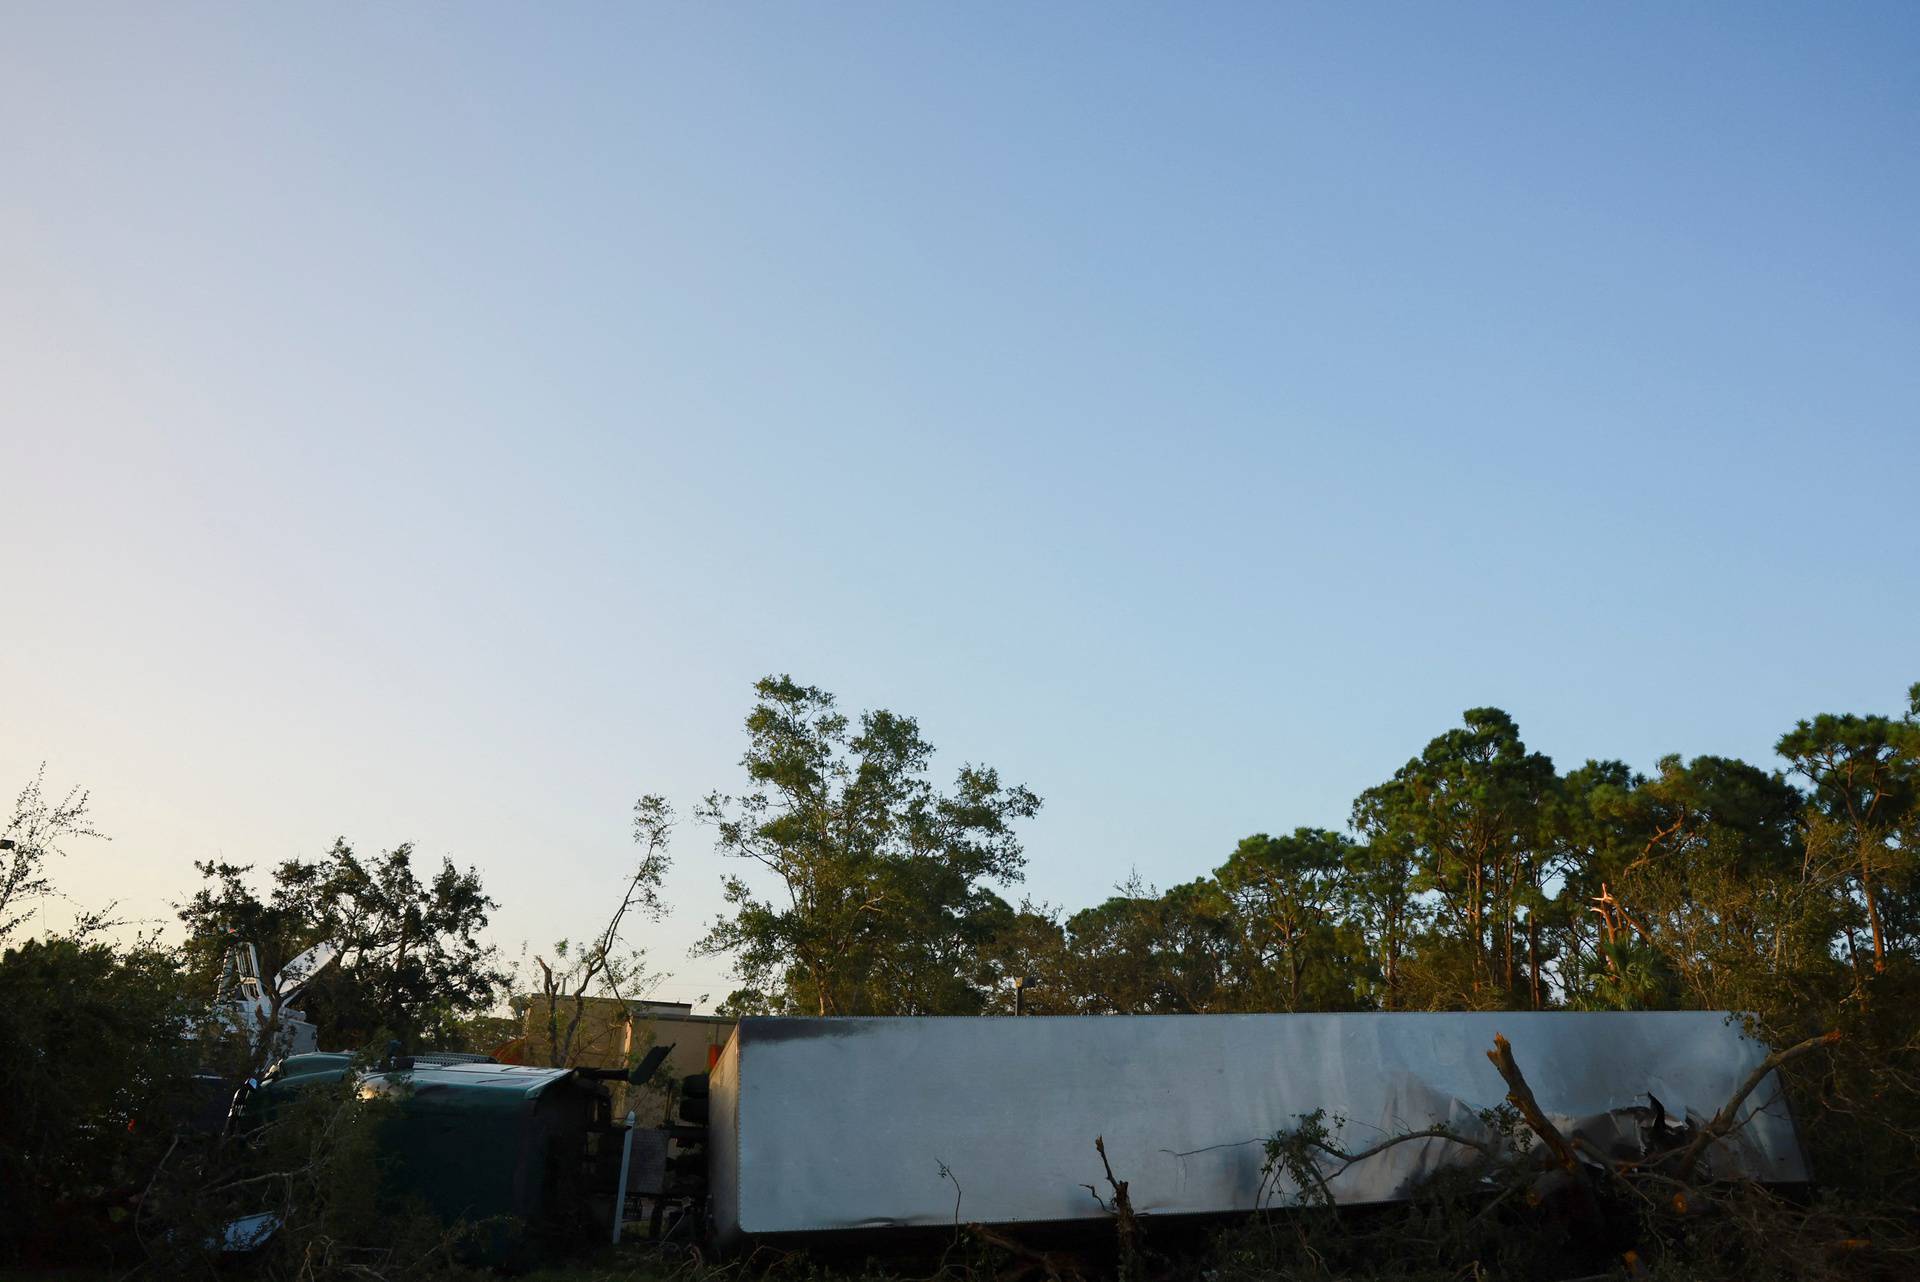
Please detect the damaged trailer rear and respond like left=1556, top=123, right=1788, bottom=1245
left=707, top=1011, right=1809, bottom=1247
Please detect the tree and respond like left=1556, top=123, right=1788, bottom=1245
left=696, top=675, right=1041, bottom=1015
left=1057, top=886, right=1177, bottom=1015
left=1059, top=876, right=1241, bottom=1014
left=0, top=764, right=107, bottom=941
left=1338, top=830, right=1422, bottom=1010
left=1558, top=754, right=1809, bottom=1009
left=1353, top=709, right=1557, bottom=1007
left=1215, top=829, right=1362, bottom=1012
left=1776, top=686, right=1920, bottom=975
left=976, top=899, right=1074, bottom=1014
left=180, top=840, right=506, bottom=1051
left=533, top=794, right=674, bottom=1067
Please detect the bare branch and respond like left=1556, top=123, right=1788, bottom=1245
left=1674, top=1029, right=1841, bottom=1181
left=1318, top=1125, right=1498, bottom=1167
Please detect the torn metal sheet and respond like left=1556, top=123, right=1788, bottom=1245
left=708, top=1012, right=1807, bottom=1244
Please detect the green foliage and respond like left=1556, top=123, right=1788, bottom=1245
left=140, top=1061, right=494, bottom=1282
left=1555, top=753, right=1812, bottom=1010
left=1059, top=877, right=1238, bottom=1014
left=1353, top=708, right=1558, bottom=1008
left=1776, top=704, right=1920, bottom=973
left=696, top=675, right=1041, bottom=1015
left=0, top=934, right=199, bottom=1267
left=179, top=840, right=507, bottom=1052
left=1216, top=829, right=1367, bottom=1012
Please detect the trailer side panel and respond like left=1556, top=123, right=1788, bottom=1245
left=712, top=1011, right=1807, bottom=1244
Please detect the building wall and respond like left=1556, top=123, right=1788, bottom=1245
left=515, top=995, right=736, bottom=1120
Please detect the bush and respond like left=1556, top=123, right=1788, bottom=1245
left=0, top=935, right=199, bottom=1267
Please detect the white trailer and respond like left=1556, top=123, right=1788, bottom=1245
left=707, top=1011, right=1807, bottom=1246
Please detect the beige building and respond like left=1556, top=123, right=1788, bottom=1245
left=507, top=996, right=735, bottom=1120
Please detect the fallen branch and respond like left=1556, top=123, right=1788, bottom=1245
left=968, top=1223, right=1084, bottom=1282
left=1091, top=1136, right=1138, bottom=1282
left=1257, top=1110, right=1502, bottom=1212
left=1316, top=1125, right=1497, bottom=1168
left=1486, top=1033, right=1579, bottom=1171
left=1300, top=1126, right=1499, bottom=1206
left=1674, top=1029, right=1840, bottom=1181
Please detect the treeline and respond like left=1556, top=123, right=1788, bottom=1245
left=698, top=678, right=1919, bottom=1025
left=983, top=702, right=1916, bottom=1020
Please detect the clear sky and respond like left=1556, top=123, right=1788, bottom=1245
left=4, top=5, right=1916, bottom=1008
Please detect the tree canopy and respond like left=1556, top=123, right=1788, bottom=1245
left=178, top=839, right=506, bottom=1052
left=695, top=675, right=1041, bottom=1015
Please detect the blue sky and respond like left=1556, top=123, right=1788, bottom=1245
left=3, top=5, right=1916, bottom=1005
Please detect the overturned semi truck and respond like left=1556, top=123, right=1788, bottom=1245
left=247, top=1011, right=1810, bottom=1254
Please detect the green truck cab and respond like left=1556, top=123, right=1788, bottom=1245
left=245, top=1052, right=617, bottom=1260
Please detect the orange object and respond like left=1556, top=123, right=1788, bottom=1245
left=708, top=1043, right=723, bottom=1070
left=490, top=1035, right=534, bottom=1065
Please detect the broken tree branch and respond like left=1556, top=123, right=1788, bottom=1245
left=1317, top=1125, right=1498, bottom=1168
left=1486, top=1033, right=1579, bottom=1171
left=1092, top=1136, right=1138, bottom=1282
left=1674, top=1029, right=1841, bottom=1181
